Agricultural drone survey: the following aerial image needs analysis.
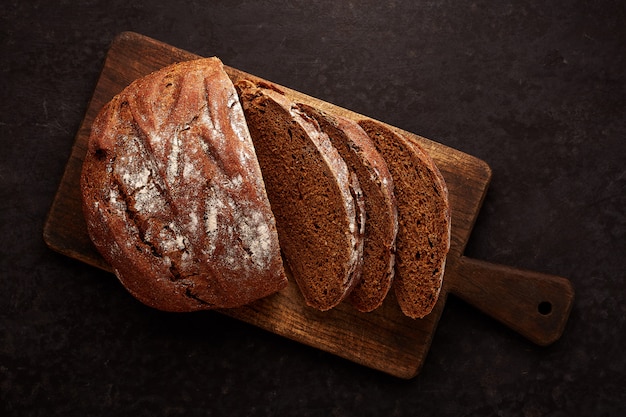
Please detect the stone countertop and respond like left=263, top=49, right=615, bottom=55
left=2, top=1, right=624, bottom=416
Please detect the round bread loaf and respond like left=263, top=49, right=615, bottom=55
left=80, top=58, right=287, bottom=311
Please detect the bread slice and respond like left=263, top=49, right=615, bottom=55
left=297, top=105, right=398, bottom=312
left=236, top=80, right=365, bottom=311
left=81, top=58, right=288, bottom=312
left=358, top=120, right=450, bottom=319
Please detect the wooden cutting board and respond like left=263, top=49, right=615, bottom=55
left=44, top=32, right=575, bottom=379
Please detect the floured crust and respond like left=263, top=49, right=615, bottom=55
left=358, top=120, right=451, bottom=319
left=236, top=80, right=365, bottom=311
left=80, top=58, right=287, bottom=311
left=297, top=105, right=398, bottom=313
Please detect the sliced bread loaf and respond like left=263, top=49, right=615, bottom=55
left=297, top=105, right=398, bottom=312
left=358, top=120, right=451, bottom=319
left=80, top=58, right=288, bottom=311
left=236, top=80, right=365, bottom=311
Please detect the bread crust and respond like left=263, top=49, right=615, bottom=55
left=80, top=58, right=287, bottom=311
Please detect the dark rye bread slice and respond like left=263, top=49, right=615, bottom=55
left=358, top=120, right=451, bottom=319
left=297, top=105, right=399, bottom=313
left=80, top=58, right=287, bottom=312
left=236, top=80, right=365, bottom=311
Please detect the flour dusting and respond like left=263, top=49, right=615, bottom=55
left=166, top=132, right=181, bottom=185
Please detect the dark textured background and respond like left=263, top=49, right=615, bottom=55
left=2, top=1, right=625, bottom=416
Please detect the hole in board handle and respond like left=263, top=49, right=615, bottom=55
left=538, top=301, right=552, bottom=316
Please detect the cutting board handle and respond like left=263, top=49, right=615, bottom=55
left=447, top=257, right=575, bottom=346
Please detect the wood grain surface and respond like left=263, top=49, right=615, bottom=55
left=44, top=32, right=574, bottom=379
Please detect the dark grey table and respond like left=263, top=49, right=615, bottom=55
left=2, top=1, right=624, bottom=416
